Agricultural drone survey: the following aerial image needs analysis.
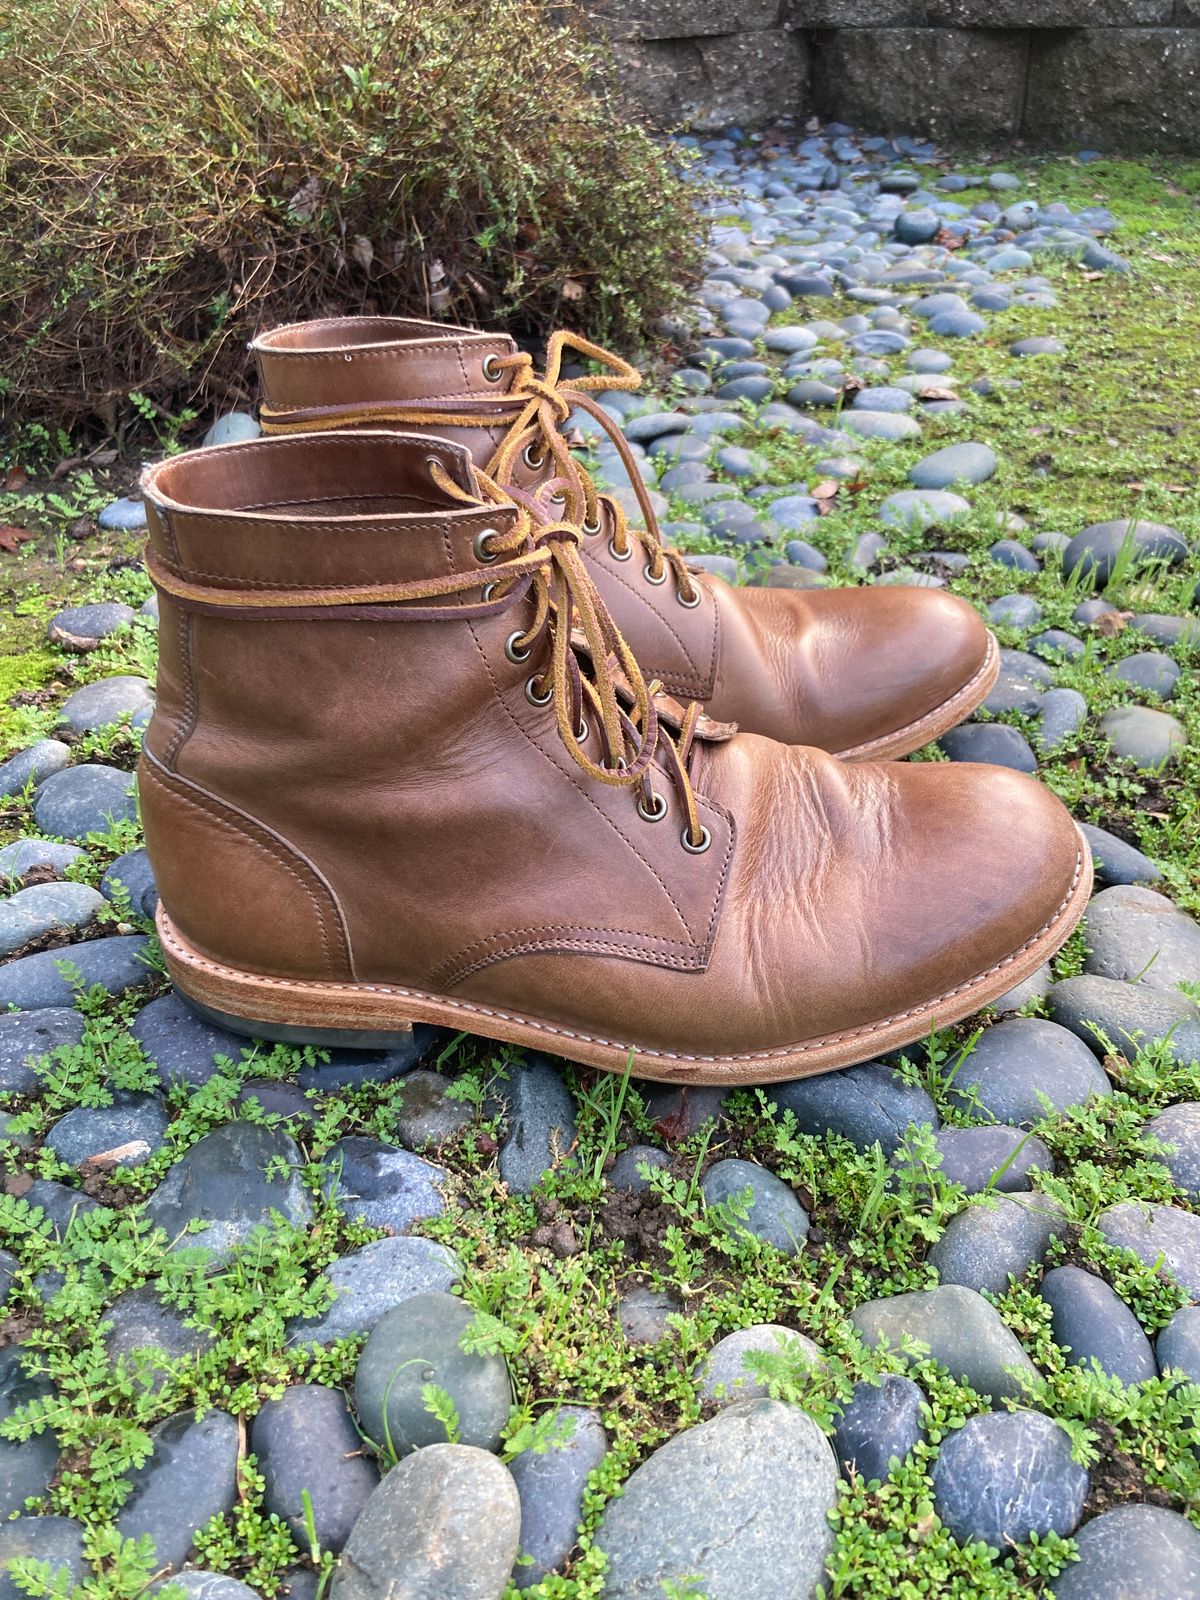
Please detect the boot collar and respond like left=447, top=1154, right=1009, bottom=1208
left=252, top=316, right=517, bottom=412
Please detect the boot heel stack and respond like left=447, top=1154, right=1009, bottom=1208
left=140, top=430, right=1090, bottom=1086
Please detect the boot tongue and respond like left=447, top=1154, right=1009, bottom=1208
left=580, top=635, right=737, bottom=742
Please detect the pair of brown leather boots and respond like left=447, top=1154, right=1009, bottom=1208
left=138, top=317, right=1091, bottom=1087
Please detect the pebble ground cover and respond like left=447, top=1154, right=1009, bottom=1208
left=1, top=121, right=1200, bottom=1600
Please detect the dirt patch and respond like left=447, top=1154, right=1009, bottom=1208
left=1083, top=1418, right=1175, bottom=1517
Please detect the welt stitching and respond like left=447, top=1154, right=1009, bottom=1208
left=160, top=846, right=1086, bottom=1065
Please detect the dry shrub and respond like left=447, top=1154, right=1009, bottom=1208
left=0, top=0, right=701, bottom=437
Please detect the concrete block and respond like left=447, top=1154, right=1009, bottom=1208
left=1024, top=27, right=1200, bottom=148
left=809, top=27, right=1028, bottom=140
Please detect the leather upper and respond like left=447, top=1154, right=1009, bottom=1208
left=251, top=316, right=995, bottom=756
left=140, top=433, right=1085, bottom=1063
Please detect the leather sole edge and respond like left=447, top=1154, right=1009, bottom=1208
left=833, top=630, right=1002, bottom=763
left=155, top=830, right=1092, bottom=1087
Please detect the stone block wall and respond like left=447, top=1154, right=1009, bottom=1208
left=586, top=0, right=1200, bottom=148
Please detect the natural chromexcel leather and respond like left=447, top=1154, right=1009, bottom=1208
left=250, top=314, right=997, bottom=759
left=139, top=432, right=1089, bottom=1084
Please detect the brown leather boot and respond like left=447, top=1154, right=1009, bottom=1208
left=250, top=316, right=999, bottom=761
left=138, top=433, right=1088, bottom=1087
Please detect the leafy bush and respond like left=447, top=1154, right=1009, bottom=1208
left=0, top=0, right=701, bottom=437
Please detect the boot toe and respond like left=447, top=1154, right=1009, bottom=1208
left=824, top=587, right=997, bottom=759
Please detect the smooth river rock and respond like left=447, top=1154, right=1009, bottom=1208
left=329, top=1444, right=521, bottom=1600
left=594, top=1399, right=838, bottom=1600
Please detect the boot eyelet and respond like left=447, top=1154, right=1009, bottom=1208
left=602, top=755, right=628, bottom=774
left=577, top=718, right=589, bottom=743
left=547, top=490, right=566, bottom=508
left=681, top=825, right=712, bottom=855
left=637, top=791, right=668, bottom=822
left=644, top=563, right=667, bottom=586
left=583, top=514, right=603, bottom=535
left=523, top=443, right=546, bottom=471
left=677, top=586, right=702, bottom=609
left=525, top=676, right=553, bottom=707
left=481, top=582, right=498, bottom=602
left=505, top=631, right=532, bottom=664
left=482, top=353, right=504, bottom=383
left=474, top=528, right=499, bottom=563
left=608, top=537, right=632, bottom=562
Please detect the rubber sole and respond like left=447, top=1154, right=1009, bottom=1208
left=157, top=829, right=1091, bottom=1086
left=834, top=630, right=1001, bottom=764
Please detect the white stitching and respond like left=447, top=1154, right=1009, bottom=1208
left=160, top=844, right=1087, bottom=1066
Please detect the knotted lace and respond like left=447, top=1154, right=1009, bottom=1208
left=259, top=330, right=701, bottom=604
left=145, top=458, right=708, bottom=848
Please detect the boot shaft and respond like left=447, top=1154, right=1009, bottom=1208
left=140, top=433, right=730, bottom=994
left=253, top=316, right=519, bottom=467
left=252, top=315, right=727, bottom=704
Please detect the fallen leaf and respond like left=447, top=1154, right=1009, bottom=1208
left=4, top=1173, right=32, bottom=1198
left=289, top=175, right=321, bottom=221
left=917, top=385, right=959, bottom=402
left=811, top=479, right=840, bottom=503
left=1080, top=271, right=1104, bottom=281
left=3, top=466, right=27, bottom=492
left=561, top=278, right=585, bottom=302
left=1092, top=610, right=1130, bottom=637
left=0, top=524, right=34, bottom=555
left=350, top=235, right=374, bottom=271
left=79, top=1140, right=151, bottom=1173
left=1166, top=484, right=1188, bottom=493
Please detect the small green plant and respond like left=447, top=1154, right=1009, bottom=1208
left=0, top=0, right=703, bottom=440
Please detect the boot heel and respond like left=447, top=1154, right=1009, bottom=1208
left=176, top=991, right=426, bottom=1052
left=156, top=906, right=436, bottom=1050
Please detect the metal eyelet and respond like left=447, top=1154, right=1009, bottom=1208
left=523, top=443, right=545, bottom=471
left=481, top=582, right=498, bottom=603
left=473, top=528, right=499, bottom=563
left=681, top=826, right=712, bottom=855
left=602, top=755, right=628, bottom=774
left=583, top=514, right=603, bottom=535
left=505, top=631, right=531, bottom=664
left=525, top=676, right=553, bottom=707
left=546, top=490, right=566, bottom=508
left=577, top=718, right=589, bottom=743
left=644, top=562, right=667, bottom=586
left=637, top=791, right=668, bottom=822
left=482, top=353, right=504, bottom=383
left=677, top=586, right=702, bottom=609
left=608, top=537, right=632, bottom=562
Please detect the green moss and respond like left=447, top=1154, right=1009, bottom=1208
left=0, top=645, right=56, bottom=746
